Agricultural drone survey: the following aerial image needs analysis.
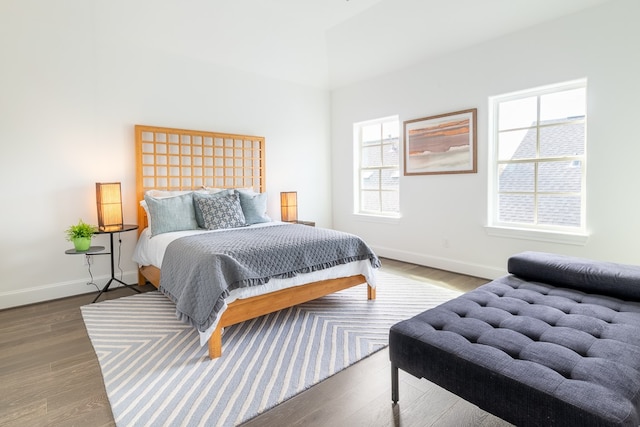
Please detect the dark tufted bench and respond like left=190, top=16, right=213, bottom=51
left=389, top=252, right=640, bottom=426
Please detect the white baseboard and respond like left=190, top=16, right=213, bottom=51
left=1, top=251, right=504, bottom=310
left=372, top=246, right=506, bottom=280
left=0, top=270, right=140, bottom=310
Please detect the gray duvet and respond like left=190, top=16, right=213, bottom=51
left=159, top=224, right=380, bottom=333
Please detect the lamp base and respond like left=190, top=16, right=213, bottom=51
left=99, top=224, right=125, bottom=232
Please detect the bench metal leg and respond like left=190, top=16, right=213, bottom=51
left=391, top=363, right=399, bottom=404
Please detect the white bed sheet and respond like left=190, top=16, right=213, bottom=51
left=133, top=222, right=377, bottom=345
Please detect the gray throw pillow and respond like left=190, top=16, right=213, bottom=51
left=193, top=190, right=233, bottom=228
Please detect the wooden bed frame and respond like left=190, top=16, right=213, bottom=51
left=134, top=124, right=375, bottom=359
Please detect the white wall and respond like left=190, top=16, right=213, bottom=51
left=0, top=0, right=331, bottom=308
left=331, top=0, right=640, bottom=279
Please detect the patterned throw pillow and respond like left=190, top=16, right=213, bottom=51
left=196, top=192, right=246, bottom=230
left=192, top=190, right=233, bottom=228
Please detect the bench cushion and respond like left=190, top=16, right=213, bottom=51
left=390, top=272, right=640, bottom=426
left=508, top=251, right=640, bottom=301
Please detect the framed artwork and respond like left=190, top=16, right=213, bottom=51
left=403, top=108, right=477, bottom=175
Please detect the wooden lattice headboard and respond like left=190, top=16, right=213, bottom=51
left=135, top=125, right=266, bottom=231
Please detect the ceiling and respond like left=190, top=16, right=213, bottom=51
left=112, top=0, right=615, bottom=90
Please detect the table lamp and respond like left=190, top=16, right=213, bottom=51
left=280, top=191, right=297, bottom=222
left=96, top=182, right=123, bottom=231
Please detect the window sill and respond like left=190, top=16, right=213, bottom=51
left=485, top=225, right=589, bottom=246
left=353, top=213, right=401, bottom=224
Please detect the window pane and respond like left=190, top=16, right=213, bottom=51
left=362, top=124, right=381, bottom=143
left=540, top=88, right=586, bottom=122
left=538, top=161, right=582, bottom=192
left=381, top=190, right=399, bottom=213
left=361, top=145, right=381, bottom=167
left=381, top=169, right=399, bottom=190
left=382, top=121, right=399, bottom=140
left=538, top=195, right=581, bottom=227
left=498, top=96, right=537, bottom=130
left=498, top=194, right=534, bottom=224
left=540, top=123, right=585, bottom=158
left=360, top=169, right=379, bottom=190
left=382, top=141, right=400, bottom=166
left=498, top=129, right=534, bottom=160
left=361, top=191, right=380, bottom=212
left=498, top=162, right=534, bottom=192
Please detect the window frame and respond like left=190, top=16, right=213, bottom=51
left=353, top=115, right=401, bottom=219
left=486, top=79, right=589, bottom=244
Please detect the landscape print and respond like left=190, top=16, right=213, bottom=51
left=404, top=109, right=477, bottom=175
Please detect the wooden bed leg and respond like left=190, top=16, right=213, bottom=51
left=138, top=270, right=146, bottom=286
left=368, top=284, right=376, bottom=300
left=208, top=325, right=223, bottom=359
left=391, top=363, right=399, bottom=404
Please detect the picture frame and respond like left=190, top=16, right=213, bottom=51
left=403, top=108, right=477, bottom=175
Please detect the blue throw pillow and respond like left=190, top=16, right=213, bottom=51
left=237, top=191, right=271, bottom=225
left=144, top=192, right=198, bottom=236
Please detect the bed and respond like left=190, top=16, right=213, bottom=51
left=133, top=125, right=379, bottom=359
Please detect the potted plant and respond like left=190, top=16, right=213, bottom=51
left=65, top=219, right=98, bottom=251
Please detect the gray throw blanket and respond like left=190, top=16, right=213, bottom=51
left=159, top=224, right=380, bottom=333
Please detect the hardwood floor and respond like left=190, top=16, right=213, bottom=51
left=0, top=258, right=512, bottom=426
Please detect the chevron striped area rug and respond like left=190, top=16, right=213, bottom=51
left=81, top=271, right=462, bottom=426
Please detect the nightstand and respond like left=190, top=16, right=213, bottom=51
left=92, top=224, right=141, bottom=303
left=293, top=220, right=315, bottom=227
left=93, top=224, right=140, bottom=302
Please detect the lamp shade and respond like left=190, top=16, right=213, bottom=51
left=96, top=182, right=123, bottom=230
left=280, top=191, right=298, bottom=222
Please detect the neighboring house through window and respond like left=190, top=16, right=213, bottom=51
left=354, top=116, right=400, bottom=217
left=487, top=79, right=587, bottom=243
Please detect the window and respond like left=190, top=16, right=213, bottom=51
left=488, top=80, right=587, bottom=239
left=354, top=116, right=400, bottom=217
